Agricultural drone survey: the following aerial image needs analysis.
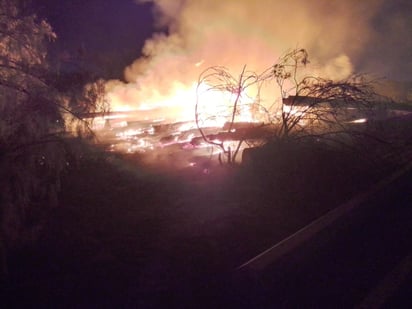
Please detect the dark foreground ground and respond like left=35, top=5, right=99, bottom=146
left=238, top=163, right=412, bottom=308
left=2, top=138, right=411, bottom=308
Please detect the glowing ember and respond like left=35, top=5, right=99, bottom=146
left=350, top=118, right=367, bottom=124
left=91, top=0, right=397, bottom=167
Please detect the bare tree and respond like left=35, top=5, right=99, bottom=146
left=266, top=49, right=378, bottom=141
left=195, top=66, right=269, bottom=164
left=195, top=48, right=383, bottom=165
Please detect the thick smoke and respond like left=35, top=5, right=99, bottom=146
left=107, top=0, right=411, bottom=115
left=358, top=0, right=412, bottom=81
left=132, top=0, right=384, bottom=76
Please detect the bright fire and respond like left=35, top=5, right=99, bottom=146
left=94, top=77, right=259, bottom=163
left=90, top=0, right=388, bottom=166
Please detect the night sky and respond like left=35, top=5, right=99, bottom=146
left=34, top=0, right=412, bottom=82
left=35, top=0, right=158, bottom=79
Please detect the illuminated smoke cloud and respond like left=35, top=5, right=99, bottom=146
left=107, top=0, right=402, bottom=115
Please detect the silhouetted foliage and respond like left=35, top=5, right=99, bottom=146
left=196, top=48, right=383, bottom=164
left=0, top=0, right=108, bottom=271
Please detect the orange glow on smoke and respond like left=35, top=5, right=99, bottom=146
left=106, top=79, right=256, bottom=128
left=91, top=0, right=392, bottom=162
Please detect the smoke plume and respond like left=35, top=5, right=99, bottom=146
left=107, top=0, right=411, bottom=116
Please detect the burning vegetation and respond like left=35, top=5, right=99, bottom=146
left=2, top=1, right=412, bottom=305
left=92, top=0, right=412, bottom=167
left=92, top=48, right=392, bottom=168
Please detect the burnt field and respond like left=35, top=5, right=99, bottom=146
left=3, top=112, right=412, bottom=308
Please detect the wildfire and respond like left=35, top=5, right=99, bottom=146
left=105, top=78, right=257, bottom=125
left=91, top=0, right=387, bottom=166
left=91, top=71, right=263, bottom=169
